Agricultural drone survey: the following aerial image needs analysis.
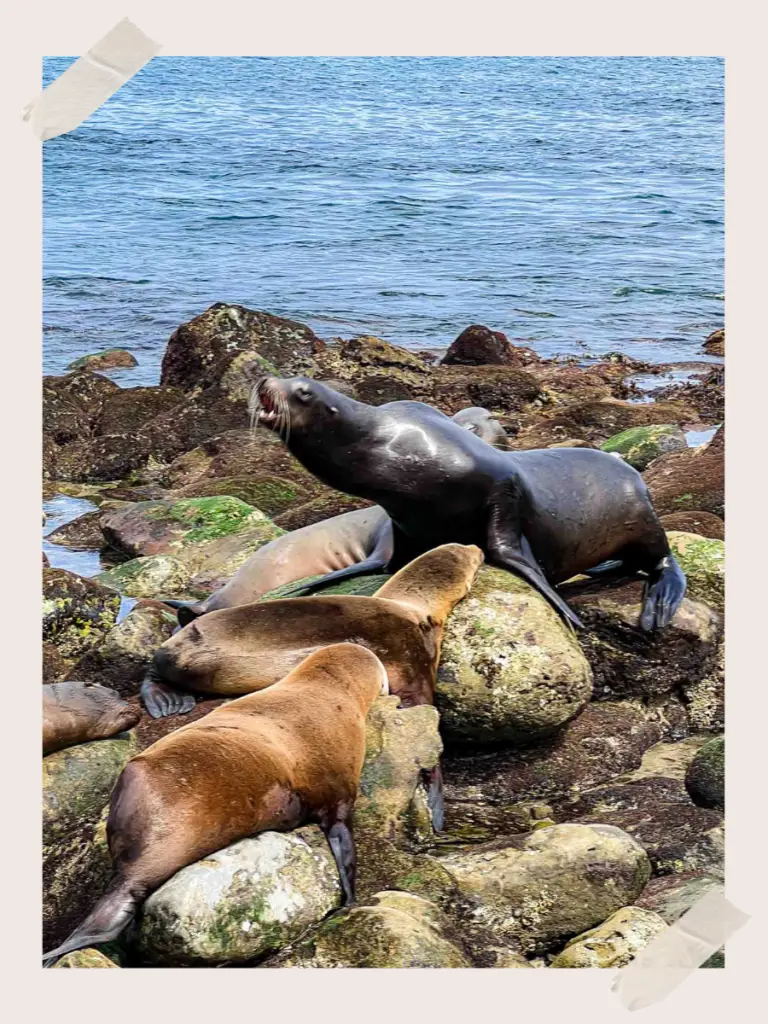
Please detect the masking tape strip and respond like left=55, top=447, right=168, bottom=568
left=23, top=18, right=161, bottom=141
left=611, top=891, right=749, bottom=1011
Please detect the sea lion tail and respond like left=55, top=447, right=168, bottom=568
left=158, top=599, right=206, bottom=627
left=42, top=877, right=139, bottom=967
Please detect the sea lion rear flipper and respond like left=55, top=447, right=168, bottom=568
left=140, top=671, right=196, bottom=720
left=285, top=556, right=390, bottom=597
left=43, top=877, right=138, bottom=967
left=639, top=554, right=687, bottom=631
left=322, top=815, right=357, bottom=905
left=423, top=763, right=445, bottom=832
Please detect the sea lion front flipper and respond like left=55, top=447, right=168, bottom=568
left=140, top=673, right=196, bottom=720
left=582, top=559, right=625, bottom=579
left=323, top=816, right=357, bottom=905
left=640, top=554, right=687, bottom=631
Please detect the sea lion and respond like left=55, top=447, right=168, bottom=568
left=251, top=376, right=687, bottom=631
left=141, top=542, right=483, bottom=719
left=163, top=408, right=504, bottom=626
left=451, top=406, right=509, bottom=449
left=43, top=682, right=141, bottom=755
left=42, top=643, right=388, bottom=965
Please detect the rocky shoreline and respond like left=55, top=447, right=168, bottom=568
left=42, top=306, right=725, bottom=969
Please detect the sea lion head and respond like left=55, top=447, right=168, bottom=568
left=452, top=406, right=508, bottom=449
left=250, top=376, right=353, bottom=438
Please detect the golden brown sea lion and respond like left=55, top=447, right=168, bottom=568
left=142, top=543, right=483, bottom=719
left=43, top=682, right=141, bottom=755
left=42, top=643, right=388, bottom=965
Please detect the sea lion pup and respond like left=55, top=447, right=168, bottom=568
left=162, top=408, right=504, bottom=627
left=43, top=682, right=141, bottom=755
left=452, top=405, right=509, bottom=449
left=42, top=643, right=388, bottom=965
left=251, top=376, right=687, bottom=632
left=140, top=542, right=483, bottom=720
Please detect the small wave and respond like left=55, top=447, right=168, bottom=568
left=379, top=290, right=440, bottom=298
left=512, top=308, right=557, bottom=318
left=45, top=275, right=151, bottom=286
left=206, top=214, right=280, bottom=222
left=613, top=286, right=675, bottom=297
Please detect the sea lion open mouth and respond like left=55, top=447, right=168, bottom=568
left=250, top=377, right=289, bottom=438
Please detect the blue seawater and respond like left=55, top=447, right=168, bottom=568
left=43, top=56, right=724, bottom=386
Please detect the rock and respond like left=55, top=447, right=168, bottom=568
left=685, top=736, right=725, bottom=811
left=600, top=424, right=687, bottom=471
left=702, top=328, right=724, bottom=357
left=436, top=824, right=651, bottom=954
left=272, top=891, right=472, bottom=968
left=658, top=366, right=724, bottom=422
left=68, top=601, right=179, bottom=697
left=140, top=386, right=253, bottom=463
left=273, top=493, right=374, bottom=531
left=137, top=827, right=342, bottom=965
left=43, top=734, right=137, bottom=948
left=43, top=640, right=74, bottom=684
left=552, top=777, right=724, bottom=877
left=643, top=438, right=724, bottom=517
left=160, top=303, right=321, bottom=394
left=619, top=736, right=710, bottom=784
left=667, top=532, right=724, bottom=611
left=355, top=696, right=443, bottom=847
left=173, top=474, right=310, bottom=518
left=43, top=370, right=119, bottom=444
left=52, top=948, right=120, bottom=968
left=635, top=871, right=723, bottom=924
left=100, top=496, right=279, bottom=560
left=92, top=385, right=184, bottom=436
left=340, top=335, right=430, bottom=374
left=550, top=906, right=668, bottom=968
left=42, top=567, right=120, bottom=659
left=561, top=576, right=722, bottom=702
left=429, top=364, right=543, bottom=416
left=46, top=510, right=105, bottom=550
left=52, top=432, right=154, bottom=482
left=435, top=566, right=592, bottom=746
left=560, top=399, right=695, bottom=439
left=441, top=700, right=686, bottom=835
left=95, top=554, right=193, bottom=599
left=67, top=349, right=138, bottom=372
left=441, top=324, right=539, bottom=367
left=660, top=511, right=724, bottom=540
left=685, top=643, right=724, bottom=732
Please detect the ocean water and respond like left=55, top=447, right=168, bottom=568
left=43, top=56, right=724, bottom=386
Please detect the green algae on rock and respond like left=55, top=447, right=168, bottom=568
left=43, top=735, right=137, bottom=949
left=550, top=906, right=668, bottom=968
left=436, top=566, right=592, bottom=746
left=600, top=424, right=686, bottom=471
left=435, top=823, right=651, bottom=955
left=666, top=531, right=724, bottom=611
left=173, top=474, right=309, bottom=518
left=52, top=948, right=120, bottom=968
left=66, top=349, right=138, bottom=372
left=137, top=827, right=341, bottom=965
left=42, top=567, right=120, bottom=659
left=685, top=736, right=724, bottom=811
left=271, top=891, right=472, bottom=969
left=95, top=554, right=193, bottom=599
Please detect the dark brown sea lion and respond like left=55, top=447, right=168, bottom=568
left=42, top=643, right=387, bottom=965
left=163, top=408, right=504, bottom=626
left=142, top=543, right=483, bottom=719
left=43, top=682, right=141, bottom=755
left=251, top=376, right=687, bottom=631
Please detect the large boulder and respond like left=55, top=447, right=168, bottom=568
left=172, top=474, right=310, bottom=518
left=435, top=566, right=592, bottom=746
left=68, top=601, right=179, bottom=697
left=46, top=510, right=105, bottom=550
left=660, top=512, right=724, bottom=540
left=561, top=576, right=722, bottom=703
left=600, top=424, right=687, bottom=471
left=429, top=364, right=543, bottom=416
left=160, top=303, right=321, bottom=394
left=667, top=532, right=725, bottom=611
left=685, top=736, right=725, bottom=811
left=273, top=493, right=374, bottom=531
left=441, top=699, right=687, bottom=837
left=557, top=399, right=695, bottom=440
left=43, top=370, right=118, bottom=445
left=552, top=777, right=724, bottom=877
left=92, top=385, right=184, bottom=436
left=436, top=824, right=651, bottom=954
left=550, top=906, right=668, bottom=968
left=441, top=324, right=539, bottom=368
left=271, top=891, right=472, bottom=968
left=702, top=329, right=724, bottom=357
left=42, top=567, right=120, bottom=659
left=43, top=734, right=137, bottom=949
left=643, top=435, right=724, bottom=517
left=137, top=827, right=342, bottom=965
left=51, top=433, right=155, bottom=482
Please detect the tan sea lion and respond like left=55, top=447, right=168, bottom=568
left=163, top=408, right=505, bottom=626
left=42, top=643, right=388, bottom=965
left=43, top=682, right=141, bottom=755
left=143, top=543, right=483, bottom=720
